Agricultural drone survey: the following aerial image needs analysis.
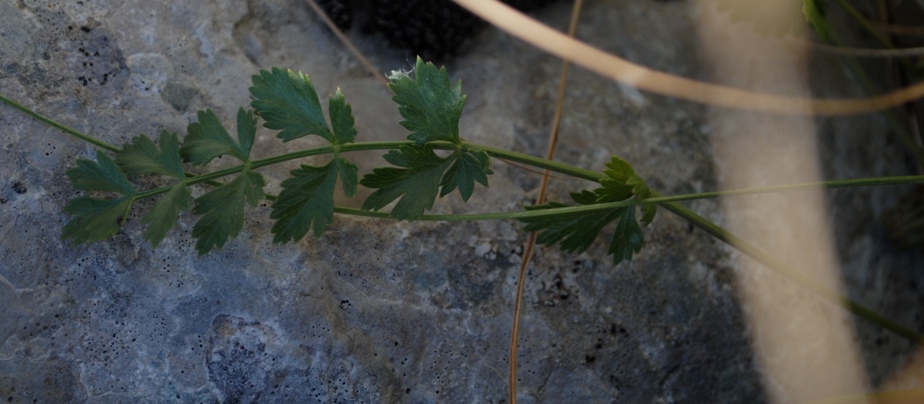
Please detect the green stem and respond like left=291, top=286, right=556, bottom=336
left=251, top=141, right=405, bottom=169
left=342, top=174, right=924, bottom=221
left=476, top=143, right=602, bottom=181
left=134, top=133, right=924, bottom=213
left=660, top=199, right=923, bottom=343
left=0, top=93, right=120, bottom=152
left=140, top=172, right=924, bottom=224
left=0, top=94, right=232, bottom=188
left=135, top=140, right=605, bottom=199
left=137, top=129, right=924, bottom=205
left=252, top=141, right=602, bottom=181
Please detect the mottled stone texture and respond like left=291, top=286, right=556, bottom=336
left=0, top=0, right=919, bottom=402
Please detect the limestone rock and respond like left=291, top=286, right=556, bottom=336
left=1, top=0, right=919, bottom=402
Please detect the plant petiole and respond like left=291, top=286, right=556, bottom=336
left=0, top=93, right=120, bottom=152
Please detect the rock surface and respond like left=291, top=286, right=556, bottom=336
left=0, top=0, right=920, bottom=402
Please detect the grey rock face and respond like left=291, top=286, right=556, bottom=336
left=0, top=0, right=919, bottom=402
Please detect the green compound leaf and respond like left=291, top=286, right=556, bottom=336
left=439, top=149, right=492, bottom=201
left=329, top=88, right=357, bottom=144
left=626, top=174, right=657, bottom=226
left=116, top=131, right=185, bottom=179
left=610, top=205, right=644, bottom=263
left=63, top=196, right=135, bottom=244
left=522, top=191, right=623, bottom=254
left=116, top=131, right=192, bottom=247
left=181, top=108, right=256, bottom=165
left=67, top=150, right=136, bottom=195
left=360, top=145, right=491, bottom=220
left=520, top=190, right=644, bottom=265
left=191, top=170, right=265, bottom=255
left=519, top=156, right=656, bottom=265
left=250, top=67, right=334, bottom=143
left=388, top=57, right=466, bottom=144
left=597, top=156, right=637, bottom=202
left=361, top=145, right=448, bottom=221
left=141, top=184, right=191, bottom=248
left=271, top=157, right=358, bottom=243
left=338, top=155, right=358, bottom=197
left=236, top=107, right=258, bottom=159
left=597, top=156, right=657, bottom=226
left=63, top=151, right=137, bottom=243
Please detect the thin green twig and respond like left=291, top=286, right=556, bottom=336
left=0, top=93, right=119, bottom=152
left=0, top=94, right=230, bottom=188
left=660, top=199, right=923, bottom=343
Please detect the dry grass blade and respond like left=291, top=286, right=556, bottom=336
left=508, top=1, right=584, bottom=402
left=800, top=40, right=924, bottom=57
left=304, top=0, right=388, bottom=85
left=497, top=158, right=576, bottom=181
left=306, top=0, right=576, bottom=181
left=870, top=21, right=924, bottom=36
left=453, top=0, right=924, bottom=115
